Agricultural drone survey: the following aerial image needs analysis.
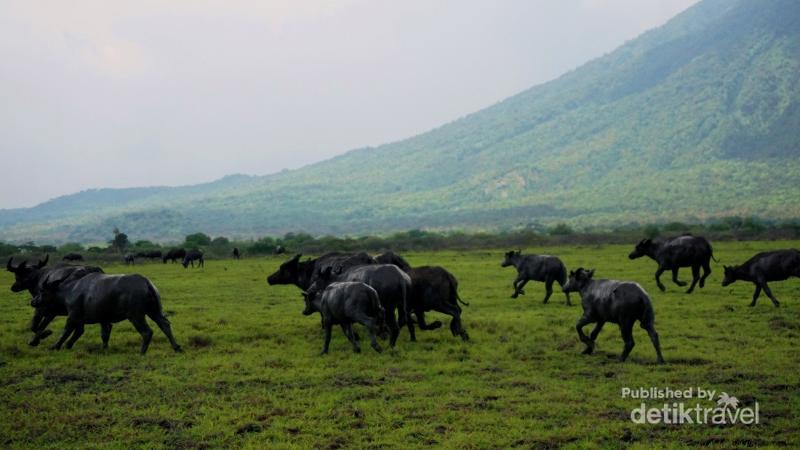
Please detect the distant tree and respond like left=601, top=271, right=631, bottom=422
left=58, top=242, right=84, bottom=253
left=39, top=245, right=57, bottom=253
left=134, top=240, right=157, bottom=248
left=185, top=232, right=211, bottom=248
left=643, top=224, right=660, bottom=239
left=549, top=223, right=574, bottom=236
left=0, top=241, right=19, bottom=257
left=111, top=228, right=130, bottom=253
left=211, top=236, right=230, bottom=246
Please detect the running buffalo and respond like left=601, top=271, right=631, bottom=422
left=501, top=250, right=571, bottom=305
left=563, top=268, right=664, bottom=364
left=628, top=235, right=716, bottom=293
left=163, top=248, right=186, bottom=264
left=722, top=249, right=800, bottom=307
left=182, top=250, right=204, bottom=268
left=32, top=272, right=182, bottom=354
left=267, top=252, right=376, bottom=291
left=6, top=256, right=104, bottom=346
left=303, top=281, right=387, bottom=354
left=375, top=251, right=470, bottom=341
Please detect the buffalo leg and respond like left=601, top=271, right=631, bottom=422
left=51, top=318, right=79, bottom=350
left=576, top=316, right=594, bottom=354
left=101, top=323, right=113, bottom=349
left=671, top=268, right=687, bottom=287
left=148, top=313, right=183, bottom=352
left=557, top=279, right=572, bottom=306
left=761, top=282, right=780, bottom=307
left=415, top=310, right=442, bottom=330
left=65, top=324, right=85, bottom=349
left=642, top=323, right=665, bottom=364
left=385, top=309, right=400, bottom=348
left=354, top=314, right=383, bottom=353
left=29, top=312, right=56, bottom=346
left=584, top=321, right=605, bottom=354
left=749, top=284, right=762, bottom=307
left=512, top=278, right=528, bottom=298
left=342, top=324, right=360, bottom=353
left=619, top=322, right=635, bottom=362
left=543, top=278, right=554, bottom=304
left=699, top=261, right=712, bottom=288
left=435, top=303, right=467, bottom=340
left=321, top=321, right=333, bottom=355
left=686, top=265, right=700, bottom=294
left=129, top=317, right=154, bottom=355
left=654, top=268, right=666, bottom=292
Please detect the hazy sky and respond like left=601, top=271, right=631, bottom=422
left=0, top=0, right=699, bottom=209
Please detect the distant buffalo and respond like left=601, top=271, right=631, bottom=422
left=124, top=254, right=136, bottom=265
left=629, top=235, right=716, bottom=293
left=501, top=250, right=571, bottom=305
left=303, top=281, right=387, bottom=355
left=33, top=272, right=182, bottom=354
left=564, top=268, right=664, bottom=364
left=275, top=245, right=286, bottom=255
left=136, top=250, right=162, bottom=260
left=722, top=249, right=800, bottom=307
left=6, top=255, right=104, bottom=346
left=62, top=253, right=84, bottom=262
left=182, top=250, right=204, bottom=268
left=375, top=251, right=470, bottom=341
left=163, top=248, right=186, bottom=264
left=233, top=247, right=241, bottom=260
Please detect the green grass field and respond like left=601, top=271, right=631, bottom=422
left=1, top=241, right=799, bottom=449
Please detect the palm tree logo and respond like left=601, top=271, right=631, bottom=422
left=716, top=392, right=740, bottom=409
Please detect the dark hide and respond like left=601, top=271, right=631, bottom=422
left=182, top=250, right=204, bottom=268
left=303, top=281, right=386, bottom=354
left=232, top=247, right=241, bottom=259
left=628, top=235, right=716, bottom=293
left=266, top=252, right=375, bottom=291
left=62, top=253, right=84, bottom=262
left=722, top=249, right=800, bottom=307
left=124, top=254, right=136, bottom=265
left=501, top=250, right=570, bottom=305
left=563, top=268, right=664, bottom=364
left=163, top=248, right=186, bottom=264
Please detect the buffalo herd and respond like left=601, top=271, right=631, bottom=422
left=4, top=234, right=799, bottom=363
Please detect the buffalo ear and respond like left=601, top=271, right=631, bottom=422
left=37, top=254, right=49, bottom=269
left=587, top=269, right=595, bottom=279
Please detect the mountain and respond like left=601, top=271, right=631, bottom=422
left=2, top=0, right=799, bottom=243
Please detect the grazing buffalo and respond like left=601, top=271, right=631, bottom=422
left=309, top=264, right=411, bottom=347
left=163, top=248, right=186, bottom=264
left=563, top=268, right=664, bottom=364
left=33, top=272, right=182, bottom=354
left=275, top=245, right=286, bottom=255
left=6, top=256, right=104, bottom=346
left=232, top=247, right=241, bottom=260
left=124, top=254, right=136, bottom=265
left=303, top=281, right=387, bottom=354
left=267, top=252, right=376, bottom=291
left=376, top=251, right=470, bottom=341
left=501, top=250, right=571, bottom=305
left=182, top=250, right=204, bottom=268
left=722, top=249, right=800, bottom=307
left=62, top=253, right=84, bottom=262
left=628, top=235, right=716, bottom=293
left=136, top=250, right=163, bottom=260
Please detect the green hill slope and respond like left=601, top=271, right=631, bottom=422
left=2, top=0, right=799, bottom=243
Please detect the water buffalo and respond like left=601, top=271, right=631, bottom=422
left=62, top=253, right=84, bottom=262
left=182, top=250, right=204, bottom=268
left=163, top=248, right=186, bottom=264
left=275, top=245, right=286, bottom=255
left=722, top=249, right=800, bottom=307
left=563, top=268, right=664, bottom=364
left=6, top=256, right=104, bottom=346
left=628, top=235, right=716, bottom=293
left=32, top=272, right=182, bottom=354
left=375, top=251, right=470, bottom=341
left=309, top=264, right=411, bottom=347
left=124, top=254, right=136, bottom=265
left=136, top=250, right=162, bottom=260
left=501, top=250, right=571, bottom=305
left=232, top=247, right=241, bottom=260
left=303, top=281, right=386, bottom=354
left=267, top=252, right=376, bottom=291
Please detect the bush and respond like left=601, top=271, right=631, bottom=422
left=185, top=233, right=212, bottom=248
left=549, top=223, right=573, bottom=236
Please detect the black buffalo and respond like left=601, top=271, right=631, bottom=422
left=375, top=251, right=470, bottom=341
left=182, top=250, right=204, bottom=268
left=6, top=256, right=104, bottom=346
left=267, top=252, right=376, bottom=291
left=563, top=268, right=664, bottom=364
left=501, top=250, right=571, bottom=305
left=33, top=272, right=182, bottom=354
left=124, top=254, right=136, bottom=265
left=62, top=253, right=84, bottom=262
left=722, top=249, right=800, bottom=307
left=136, top=250, right=163, bottom=260
left=628, top=235, right=716, bottom=293
left=232, top=247, right=241, bottom=260
left=163, top=248, right=186, bottom=264
left=309, top=264, right=411, bottom=348
left=303, top=281, right=386, bottom=354
left=275, top=245, right=286, bottom=255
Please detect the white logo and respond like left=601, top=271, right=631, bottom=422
left=622, top=387, right=759, bottom=425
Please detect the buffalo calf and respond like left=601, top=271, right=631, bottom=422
left=501, top=250, right=570, bottom=305
left=722, top=249, right=800, bottom=307
left=629, top=235, right=716, bottom=293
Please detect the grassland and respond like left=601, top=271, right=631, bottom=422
left=1, top=241, right=799, bottom=449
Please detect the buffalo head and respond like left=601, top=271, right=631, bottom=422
left=7, top=255, right=48, bottom=293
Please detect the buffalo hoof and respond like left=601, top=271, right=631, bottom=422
left=748, top=303, right=756, bottom=307
left=676, top=281, right=687, bottom=287
left=657, top=358, right=665, bottom=365
left=460, top=331, right=470, bottom=341
left=657, top=284, right=666, bottom=292
left=685, top=288, right=694, bottom=294
left=174, top=346, right=183, bottom=353
left=38, top=329, right=53, bottom=340
left=49, top=344, right=61, bottom=351
left=773, top=302, right=780, bottom=308
left=510, top=293, right=518, bottom=299
left=28, top=339, right=40, bottom=347
left=319, top=350, right=328, bottom=356
left=352, top=347, right=361, bottom=353
left=582, top=347, right=594, bottom=355
left=428, top=321, right=443, bottom=329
